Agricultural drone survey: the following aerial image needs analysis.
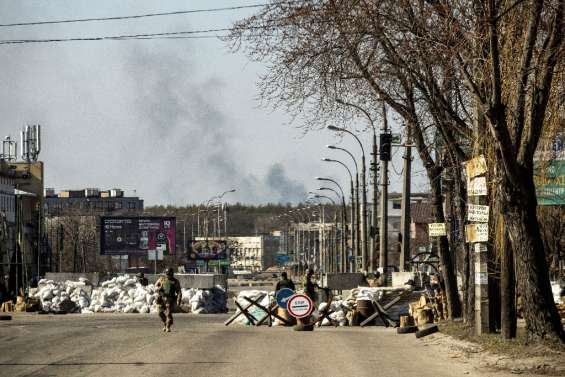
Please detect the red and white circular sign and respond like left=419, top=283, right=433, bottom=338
left=287, top=294, right=314, bottom=319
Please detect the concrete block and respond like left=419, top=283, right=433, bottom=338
left=391, top=272, right=414, bottom=287
left=320, top=273, right=366, bottom=290
left=146, top=273, right=227, bottom=289
left=44, top=272, right=101, bottom=286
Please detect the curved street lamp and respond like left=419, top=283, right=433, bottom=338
left=316, top=177, right=349, bottom=272
left=327, top=126, right=368, bottom=273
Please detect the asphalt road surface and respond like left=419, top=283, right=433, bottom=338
left=0, top=313, right=516, bottom=377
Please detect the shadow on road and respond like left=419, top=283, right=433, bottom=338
left=0, top=361, right=231, bottom=366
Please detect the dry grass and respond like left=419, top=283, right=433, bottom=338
left=438, top=319, right=565, bottom=369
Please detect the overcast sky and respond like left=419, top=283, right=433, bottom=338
left=0, top=1, right=427, bottom=206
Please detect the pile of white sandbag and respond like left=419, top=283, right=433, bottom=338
left=35, top=275, right=227, bottom=315
left=88, top=275, right=156, bottom=314
left=318, top=300, right=348, bottom=326
left=180, top=285, right=228, bottom=314
left=36, top=278, right=92, bottom=313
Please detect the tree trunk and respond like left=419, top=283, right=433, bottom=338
left=430, top=172, right=462, bottom=319
left=500, top=227, right=516, bottom=339
left=451, top=158, right=473, bottom=324
left=501, top=173, right=564, bottom=342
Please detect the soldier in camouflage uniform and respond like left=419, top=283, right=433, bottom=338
left=155, top=268, right=182, bottom=332
left=302, top=268, right=318, bottom=303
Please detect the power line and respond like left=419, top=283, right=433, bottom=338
left=0, top=28, right=233, bottom=45
left=0, top=3, right=331, bottom=46
left=0, top=3, right=281, bottom=28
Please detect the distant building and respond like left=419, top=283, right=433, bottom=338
left=0, top=163, right=16, bottom=223
left=194, top=235, right=280, bottom=272
left=409, top=202, right=434, bottom=256
left=44, top=188, right=143, bottom=217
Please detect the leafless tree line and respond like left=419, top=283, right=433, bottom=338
left=227, top=0, right=564, bottom=342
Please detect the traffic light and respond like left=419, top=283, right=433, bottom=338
left=380, top=133, right=392, bottom=161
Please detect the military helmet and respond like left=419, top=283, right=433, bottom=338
left=165, top=267, right=174, bottom=277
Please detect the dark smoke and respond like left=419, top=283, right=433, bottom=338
left=265, top=163, right=307, bottom=203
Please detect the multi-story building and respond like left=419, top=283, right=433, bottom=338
left=194, top=235, right=280, bottom=272
left=0, top=162, right=16, bottom=223
left=44, top=188, right=143, bottom=217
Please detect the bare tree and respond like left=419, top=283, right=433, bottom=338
left=228, top=0, right=565, bottom=341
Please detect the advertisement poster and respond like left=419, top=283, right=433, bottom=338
left=187, top=239, right=228, bottom=260
left=100, top=217, right=176, bottom=255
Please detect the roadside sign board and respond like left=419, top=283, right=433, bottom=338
left=465, top=223, right=488, bottom=243
left=287, top=294, right=314, bottom=319
left=475, top=271, right=488, bottom=285
left=467, top=176, right=487, bottom=196
left=534, top=160, right=565, bottom=205
left=428, top=223, right=446, bottom=237
left=464, top=155, right=487, bottom=178
left=391, top=133, right=402, bottom=144
left=148, top=249, right=163, bottom=261
left=276, top=255, right=290, bottom=264
left=275, top=288, right=295, bottom=310
left=467, top=204, right=489, bottom=223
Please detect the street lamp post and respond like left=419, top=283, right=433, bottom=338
left=316, top=177, right=348, bottom=273
left=326, top=147, right=361, bottom=272
left=322, top=157, right=356, bottom=272
left=317, top=186, right=346, bottom=273
left=313, top=194, right=338, bottom=272
left=328, top=126, right=368, bottom=273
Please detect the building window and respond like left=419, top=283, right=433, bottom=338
left=128, top=202, right=136, bottom=209
left=115, top=202, right=122, bottom=209
left=393, top=202, right=401, bottom=209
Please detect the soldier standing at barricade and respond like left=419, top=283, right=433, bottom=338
left=276, top=271, right=295, bottom=292
left=302, top=269, right=318, bottom=303
left=155, top=268, right=182, bottom=332
left=137, top=272, right=149, bottom=287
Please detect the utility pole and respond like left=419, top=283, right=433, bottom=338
left=379, top=103, right=391, bottom=281
left=399, top=125, right=412, bottom=272
left=355, top=175, right=361, bottom=271
left=360, top=157, right=368, bottom=273
left=370, top=132, right=378, bottom=273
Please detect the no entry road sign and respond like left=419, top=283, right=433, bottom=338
left=287, top=293, right=314, bottom=319
left=275, top=288, right=295, bottom=310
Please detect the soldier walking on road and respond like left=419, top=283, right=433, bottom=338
left=155, top=268, right=182, bottom=332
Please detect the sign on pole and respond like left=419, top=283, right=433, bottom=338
left=464, top=155, right=487, bottom=178
left=467, top=204, right=490, bottom=223
left=287, top=294, right=314, bottom=319
left=391, top=133, right=402, bottom=144
left=275, top=288, right=295, bottom=310
left=465, top=223, right=489, bottom=243
left=148, top=249, right=163, bottom=261
left=428, top=223, right=446, bottom=237
left=467, top=176, right=487, bottom=196
left=534, top=160, right=565, bottom=205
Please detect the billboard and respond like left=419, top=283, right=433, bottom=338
left=187, top=239, right=228, bottom=260
left=100, top=217, right=176, bottom=256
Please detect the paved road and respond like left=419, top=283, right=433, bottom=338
left=0, top=313, right=514, bottom=377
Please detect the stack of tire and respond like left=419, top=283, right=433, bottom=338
left=396, top=315, right=438, bottom=338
